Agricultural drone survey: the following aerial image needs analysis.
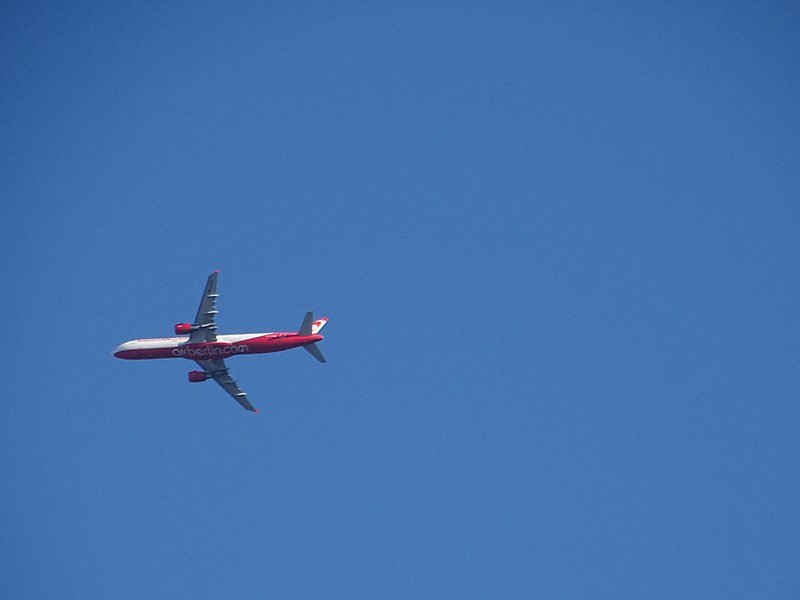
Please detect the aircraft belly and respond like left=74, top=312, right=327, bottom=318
left=114, top=347, right=177, bottom=360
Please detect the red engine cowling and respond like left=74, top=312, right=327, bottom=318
left=188, top=371, right=210, bottom=383
left=175, top=323, right=193, bottom=335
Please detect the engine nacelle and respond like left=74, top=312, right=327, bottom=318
left=175, top=323, right=193, bottom=335
left=188, top=371, right=210, bottom=383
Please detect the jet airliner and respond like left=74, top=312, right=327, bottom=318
left=112, top=271, right=327, bottom=412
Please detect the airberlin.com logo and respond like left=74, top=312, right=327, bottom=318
left=172, top=344, right=249, bottom=358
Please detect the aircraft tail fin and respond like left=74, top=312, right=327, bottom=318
left=311, top=318, right=328, bottom=334
left=299, top=311, right=328, bottom=363
left=303, top=342, right=327, bottom=363
left=298, top=312, right=329, bottom=336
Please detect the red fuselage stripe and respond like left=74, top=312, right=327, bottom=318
left=114, top=334, right=323, bottom=360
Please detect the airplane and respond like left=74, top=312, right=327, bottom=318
left=112, top=271, right=328, bottom=412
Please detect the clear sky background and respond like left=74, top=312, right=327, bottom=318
left=2, top=1, right=799, bottom=598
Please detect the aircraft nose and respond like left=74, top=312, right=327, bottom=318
left=112, top=342, right=127, bottom=358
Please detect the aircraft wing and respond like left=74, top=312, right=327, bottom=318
left=189, top=271, right=219, bottom=343
left=195, top=359, right=258, bottom=412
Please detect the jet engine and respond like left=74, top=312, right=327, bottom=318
left=175, top=323, right=192, bottom=335
left=188, top=371, right=210, bottom=383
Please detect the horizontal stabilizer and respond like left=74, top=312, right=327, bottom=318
left=298, top=311, right=314, bottom=336
left=303, top=342, right=327, bottom=363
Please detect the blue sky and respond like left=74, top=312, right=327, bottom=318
left=2, top=1, right=799, bottom=598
